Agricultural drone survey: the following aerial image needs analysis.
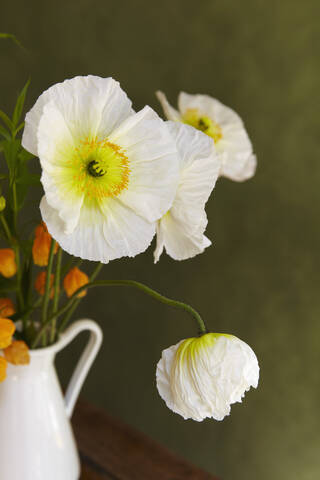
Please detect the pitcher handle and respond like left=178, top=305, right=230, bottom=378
left=54, top=319, right=103, bottom=418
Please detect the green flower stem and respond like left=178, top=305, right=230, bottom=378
left=22, top=296, right=42, bottom=342
left=90, top=263, right=103, bottom=281
left=12, top=182, right=18, bottom=234
left=57, top=299, right=79, bottom=334
left=41, top=239, right=56, bottom=346
left=50, top=247, right=62, bottom=343
left=0, top=213, right=12, bottom=240
left=57, top=263, right=103, bottom=335
left=10, top=296, right=42, bottom=323
left=60, top=257, right=83, bottom=279
left=0, top=212, right=24, bottom=310
left=13, top=243, right=24, bottom=312
left=32, top=278, right=207, bottom=349
left=10, top=178, right=25, bottom=312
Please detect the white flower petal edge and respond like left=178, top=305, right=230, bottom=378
left=154, top=122, right=220, bottom=263
left=37, top=101, right=83, bottom=235
left=157, top=91, right=256, bottom=182
left=40, top=196, right=156, bottom=263
left=156, top=333, right=259, bottom=422
left=23, top=76, right=180, bottom=263
left=156, top=91, right=181, bottom=121
left=22, top=76, right=134, bottom=156
left=109, top=106, right=179, bottom=223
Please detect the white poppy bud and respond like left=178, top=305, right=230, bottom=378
left=156, top=333, right=259, bottom=422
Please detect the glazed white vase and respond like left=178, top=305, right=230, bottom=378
left=0, top=318, right=103, bottom=480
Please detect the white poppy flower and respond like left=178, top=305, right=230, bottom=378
left=156, top=332, right=259, bottom=421
left=154, top=122, right=220, bottom=263
left=22, top=76, right=179, bottom=263
left=156, top=91, right=257, bottom=182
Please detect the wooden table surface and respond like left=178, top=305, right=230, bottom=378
left=72, top=401, right=219, bottom=480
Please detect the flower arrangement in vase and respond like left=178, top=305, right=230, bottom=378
left=0, top=35, right=259, bottom=480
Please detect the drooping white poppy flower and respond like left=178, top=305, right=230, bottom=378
left=156, top=91, right=257, bottom=182
left=154, top=122, right=220, bottom=263
left=156, top=332, right=259, bottom=421
left=22, top=76, right=179, bottom=263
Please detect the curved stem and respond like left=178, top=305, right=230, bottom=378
left=32, top=279, right=207, bottom=348
left=41, top=239, right=56, bottom=346
left=13, top=243, right=24, bottom=311
left=50, top=247, right=62, bottom=343
left=0, top=213, right=12, bottom=241
left=12, top=183, right=18, bottom=234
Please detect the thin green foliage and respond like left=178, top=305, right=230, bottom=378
left=0, top=33, right=23, bottom=48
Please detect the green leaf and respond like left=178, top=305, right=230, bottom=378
left=4, top=204, right=15, bottom=233
left=15, top=181, right=29, bottom=210
left=0, top=33, right=23, bottom=48
left=12, top=79, right=30, bottom=128
left=2, top=138, right=21, bottom=178
left=16, top=173, right=41, bottom=185
left=18, top=146, right=34, bottom=163
left=14, top=122, right=25, bottom=137
left=14, top=158, right=40, bottom=209
left=0, top=110, right=14, bottom=132
left=0, top=124, right=11, bottom=141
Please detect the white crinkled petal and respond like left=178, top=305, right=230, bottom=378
left=220, top=150, right=257, bottom=182
left=37, top=101, right=84, bottom=234
left=217, top=121, right=255, bottom=181
left=156, top=91, right=182, bottom=121
left=22, top=75, right=133, bottom=156
left=167, top=122, right=220, bottom=205
left=178, top=92, right=256, bottom=182
left=238, top=154, right=257, bottom=181
left=109, top=106, right=179, bottom=223
left=154, top=122, right=219, bottom=262
left=154, top=210, right=211, bottom=263
left=156, top=334, right=259, bottom=422
left=41, top=196, right=156, bottom=263
left=41, top=197, right=112, bottom=263
left=156, top=340, right=185, bottom=417
left=153, top=221, right=165, bottom=264
left=100, top=198, right=156, bottom=259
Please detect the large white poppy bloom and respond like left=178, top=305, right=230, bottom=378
left=22, top=76, right=179, bottom=263
left=156, top=332, right=259, bottom=421
left=156, top=91, right=257, bottom=182
left=154, top=122, right=220, bottom=263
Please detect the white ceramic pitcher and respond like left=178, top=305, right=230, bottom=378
left=0, top=318, right=103, bottom=480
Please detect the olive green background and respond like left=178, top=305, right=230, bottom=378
left=1, top=1, right=320, bottom=479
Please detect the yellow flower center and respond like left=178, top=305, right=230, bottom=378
left=183, top=109, right=223, bottom=144
left=66, top=137, right=130, bottom=205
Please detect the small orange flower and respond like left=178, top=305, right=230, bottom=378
left=0, top=357, right=7, bottom=382
left=35, top=271, right=54, bottom=298
left=0, top=249, right=17, bottom=278
left=32, top=222, right=58, bottom=266
left=4, top=340, right=30, bottom=365
left=64, top=267, right=89, bottom=298
left=0, top=318, right=15, bottom=349
left=0, top=298, right=15, bottom=317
